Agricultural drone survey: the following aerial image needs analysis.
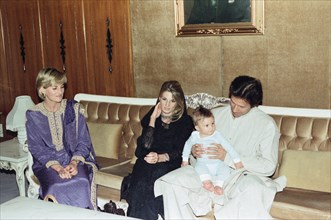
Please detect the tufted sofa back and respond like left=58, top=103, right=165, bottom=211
left=80, top=100, right=330, bottom=165
left=80, top=101, right=153, bottom=160
left=270, top=115, right=330, bottom=178
left=272, top=115, right=330, bottom=155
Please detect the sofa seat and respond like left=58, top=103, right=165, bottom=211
left=95, top=162, right=133, bottom=203
left=271, top=188, right=331, bottom=219
left=97, top=157, right=131, bottom=170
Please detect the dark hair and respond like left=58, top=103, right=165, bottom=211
left=158, top=80, right=186, bottom=121
left=192, top=106, right=213, bottom=125
left=229, top=75, right=263, bottom=107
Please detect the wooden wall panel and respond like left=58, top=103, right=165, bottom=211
left=0, top=0, right=42, bottom=114
left=0, top=0, right=133, bottom=123
left=0, top=5, right=9, bottom=114
left=83, top=0, right=133, bottom=97
left=38, top=0, right=87, bottom=100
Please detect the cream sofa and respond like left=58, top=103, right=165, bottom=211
left=27, top=93, right=331, bottom=219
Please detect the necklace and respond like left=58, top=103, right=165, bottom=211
left=161, top=114, right=172, bottom=120
left=161, top=114, right=172, bottom=129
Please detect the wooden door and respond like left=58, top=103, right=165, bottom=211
left=83, top=0, right=134, bottom=96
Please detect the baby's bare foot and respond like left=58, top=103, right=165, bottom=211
left=203, top=181, right=214, bottom=192
left=214, top=186, right=224, bottom=195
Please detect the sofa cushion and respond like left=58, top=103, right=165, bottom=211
left=96, top=162, right=134, bottom=190
left=279, top=149, right=331, bottom=192
left=87, top=122, right=123, bottom=159
left=271, top=188, right=331, bottom=219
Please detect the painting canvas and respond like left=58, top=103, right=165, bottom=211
left=175, top=0, right=264, bottom=36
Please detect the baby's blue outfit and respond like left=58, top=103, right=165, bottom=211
left=182, top=130, right=241, bottom=187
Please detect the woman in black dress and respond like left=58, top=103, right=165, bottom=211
left=126, top=80, right=194, bottom=219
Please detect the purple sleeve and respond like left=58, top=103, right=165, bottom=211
left=167, top=115, right=194, bottom=161
left=26, top=111, right=59, bottom=168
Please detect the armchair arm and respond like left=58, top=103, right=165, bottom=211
left=24, top=143, right=40, bottom=199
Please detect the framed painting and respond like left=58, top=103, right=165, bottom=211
left=175, top=0, right=264, bottom=36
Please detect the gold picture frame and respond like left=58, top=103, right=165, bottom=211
left=175, top=0, right=264, bottom=36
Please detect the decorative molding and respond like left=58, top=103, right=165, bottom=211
left=178, top=26, right=262, bottom=36
left=106, top=17, right=113, bottom=73
left=197, top=28, right=240, bottom=35
left=0, top=161, right=12, bottom=170
left=59, top=20, right=66, bottom=72
left=19, top=25, right=26, bottom=72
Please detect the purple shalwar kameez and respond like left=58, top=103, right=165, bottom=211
left=26, top=99, right=98, bottom=209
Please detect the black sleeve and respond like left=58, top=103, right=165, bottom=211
left=135, top=106, right=155, bottom=158
left=167, top=115, right=194, bottom=161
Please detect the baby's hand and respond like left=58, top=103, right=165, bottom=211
left=234, top=161, right=244, bottom=169
left=181, top=161, right=189, bottom=167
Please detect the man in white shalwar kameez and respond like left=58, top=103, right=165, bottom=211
left=155, top=75, right=287, bottom=219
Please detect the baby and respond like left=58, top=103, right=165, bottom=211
left=182, top=106, right=243, bottom=195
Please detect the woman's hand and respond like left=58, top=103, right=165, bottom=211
left=51, top=164, right=72, bottom=179
left=65, top=160, right=78, bottom=176
left=206, top=143, right=227, bottom=161
left=144, top=152, right=159, bottom=164
left=149, top=103, right=161, bottom=127
left=151, top=103, right=162, bottom=119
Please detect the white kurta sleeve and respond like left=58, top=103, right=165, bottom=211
left=240, top=122, right=280, bottom=176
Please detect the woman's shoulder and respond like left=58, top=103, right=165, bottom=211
left=177, top=114, right=194, bottom=127
left=179, top=113, right=192, bottom=121
left=186, top=114, right=194, bottom=122
left=70, top=100, right=84, bottom=114
left=64, top=99, right=76, bottom=107
left=26, top=103, right=47, bottom=123
left=63, top=99, right=83, bottom=114
left=26, top=103, right=43, bottom=114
